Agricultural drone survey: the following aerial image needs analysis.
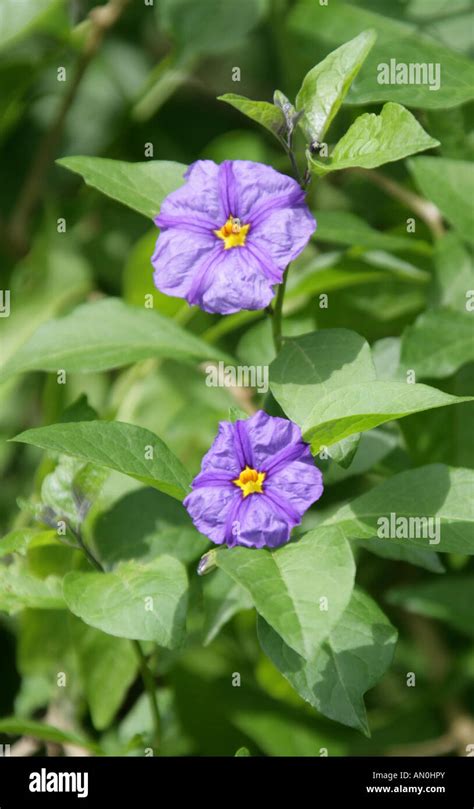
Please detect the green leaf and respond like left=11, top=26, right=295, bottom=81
left=272, top=328, right=376, bottom=433
left=431, top=234, right=474, bottom=310
left=289, top=0, right=413, bottom=48
left=74, top=624, right=138, bottom=730
left=215, top=526, right=355, bottom=658
left=372, top=337, right=402, bottom=380
left=27, top=542, right=75, bottom=580
left=323, top=464, right=474, bottom=554
left=314, top=210, right=431, bottom=255
left=218, top=94, right=285, bottom=141
left=320, top=429, right=398, bottom=486
left=0, top=529, right=56, bottom=559
left=258, top=588, right=397, bottom=734
left=160, top=0, right=267, bottom=59
left=63, top=557, right=188, bottom=647
left=230, top=709, right=341, bottom=756
left=0, top=565, right=64, bottom=613
left=40, top=456, right=108, bottom=532
left=409, top=157, right=474, bottom=245
left=17, top=610, right=76, bottom=679
left=325, top=433, right=361, bottom=469
left=202, top=568, right=253, bottom=645
left=286, top=255, right=386, bottom=300
left=123, top=229, right=183, bottom=315
left=425, top=105, right=473, bottom=161
left=0, top=0, right=64, bottom=51
left=356, top=538, right=445, bottom=574
left=1, top=298, right=230, bottom=382
left=270, top=330, right=471, bottom=453
left=409, top=0, right=473, bottom=55
left=0, top=235, right=90, bottom=373
left=203, top=310, right=261, bottom=343
left=399, top=366, right=474, bottom=470
left=59, top=394, right=98, bottom=423
left=387, top=576, right=474, bottom=638
left=285, top=252, right=428, bottom=317
left=289, top=1, right=474, bottom=109
left=94, top=488, right=208, bottom=566
left=309, top=103, right=438, bottom=175
left=348, top=38, right=474, bottom=110
left=353, top=251, right=428, bottom=284
left=12, top=420, right=191, bottom=501
left=401, top=309, right=474, bottom=379
left=295, top=29, right=376, bottom=144
left=236, top=316, right=313, bottom=368
left=57, top=156, right=187, bottom=219
left=0, top=717, right=102, bottom=754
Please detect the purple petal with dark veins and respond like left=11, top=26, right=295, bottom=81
left=184, top=410, right=323, bottom=549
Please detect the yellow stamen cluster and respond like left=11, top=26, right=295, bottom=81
left=233, top=465, right=266, bottom=497
left=214, top=216, right=250, bottom=249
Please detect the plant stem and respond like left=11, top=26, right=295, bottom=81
left=271, top=267, right=288, bottom=353
left=270, top=125, right=309, bottom=350
left=8, top=0, right=130, bottom=255
left=75, top=532, right=103, bottom=572
left=132, top=52, right=197, bottom=122
left=285, top=145, right=303, bottom=187
left=72, top=526, right=161, bottom=753
left=132, top=640, right=161, bottom=753
left=348, top=168, right=445, bottom=240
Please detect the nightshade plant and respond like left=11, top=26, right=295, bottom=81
left=152, top=160, right=316, bottom=313
left=184, top=410, right=324, bottom=548
left=1, top=0, right=473, bottom=759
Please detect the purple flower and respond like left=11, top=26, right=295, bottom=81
left=184, top=411, right=323, bottom=549
left=152, top=160, right=316, bottom=314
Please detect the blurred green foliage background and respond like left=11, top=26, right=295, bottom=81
left=0, top=0, right=473, bottom=757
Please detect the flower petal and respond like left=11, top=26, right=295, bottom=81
left=218, top=161, right=239, bottom=220
left=191, top=246, right=276, bottom=314
left=245, top=241, right=283, bottom=284
left=185, top=410, right=324, bottom=549
left=250, top=204, right=316, bottom=270
left=241, top=411, right=304, bottom=470
left=157, top=160, right=224, bottom=226
left=184, top=485, right=240, bottom=546
left=228, top=160, right=303, bottom=221
left=152, top=159, right=316, bottom=315
left=233, top=493, right=293, bottom=549
left=152, top=228, right=215, bottom=299
left=266, top=455, right=324, bottom=518
left=200, top=421, right=240, bottom=477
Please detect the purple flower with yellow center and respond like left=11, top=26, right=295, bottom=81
left=152, top=160, right=316, bottom=314
left=184, top=411, right=323, bottom=549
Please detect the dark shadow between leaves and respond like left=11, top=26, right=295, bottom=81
left=94, top=487, right=208, bottom=567
left=269, top=329, right=370, bottom=387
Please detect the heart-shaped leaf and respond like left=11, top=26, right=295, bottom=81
left=258, top=588, right=397, bottom=734
left=215, top=526, right=355, bottom=659
left=63, top=557, right=188, bottom=648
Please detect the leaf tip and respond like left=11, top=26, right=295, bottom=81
left=362, top=27, right=377, bottom=46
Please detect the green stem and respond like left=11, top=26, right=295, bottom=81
left=285, top=143, right=303, bottom=186
left=271, top=267, right=289, bottom=354
left=132, top=640, right=161, bottom=753
left=75, top=534, right=103, bottom=571
left=132, top=52, right=197, bottom=122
